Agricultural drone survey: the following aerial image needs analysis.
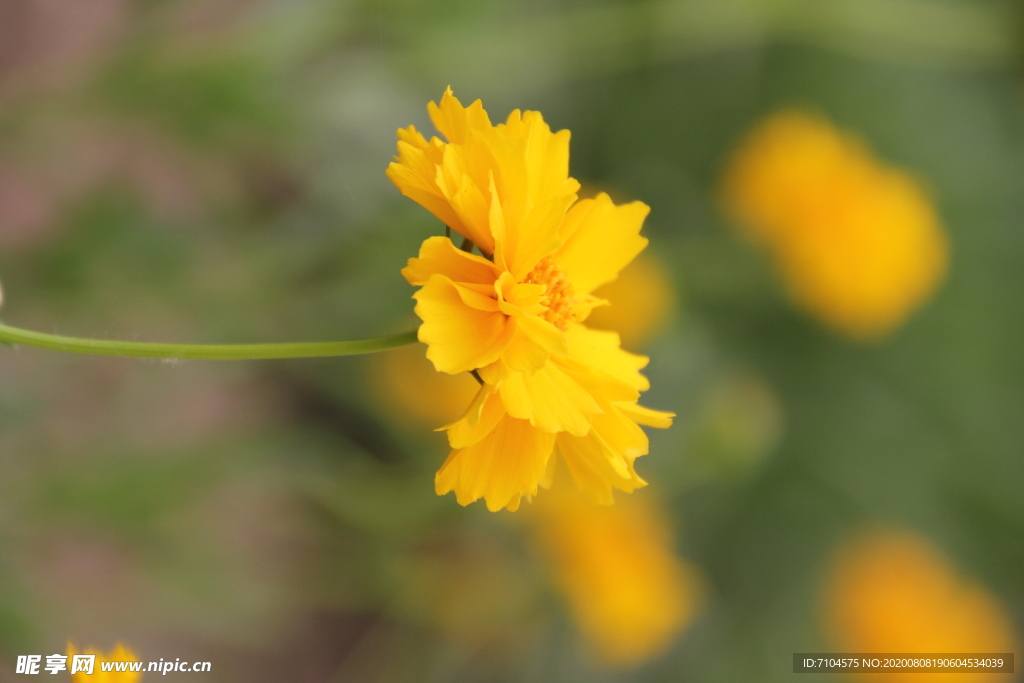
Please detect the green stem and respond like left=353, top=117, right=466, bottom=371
left=0, top=322, right=418, bottom=360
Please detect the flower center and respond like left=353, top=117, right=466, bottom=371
left=523, top=257, right=576, bottom=330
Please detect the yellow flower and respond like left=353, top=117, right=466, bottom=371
left=389, top=88, right=673, bottom=511
left=66, top=643, right=142, bottom=683
left=586, top=252, right=675, bottom=350
left=823, top=529, right=1017, bottom=683
left=530, top=489, right=703, bottom=666
left=722, top=111, right=948, bottom=339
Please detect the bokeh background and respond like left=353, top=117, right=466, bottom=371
left=0, top=0, right=1022, bottom=681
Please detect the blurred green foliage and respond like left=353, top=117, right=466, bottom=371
left=0, top=0, right=1022, bottom=681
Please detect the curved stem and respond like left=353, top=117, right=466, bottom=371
left=0, top=322, right=419, bottom=360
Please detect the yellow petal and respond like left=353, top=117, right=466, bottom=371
left=568, top=293, right=609, bottom=325
left=555, top=353, right=640, bottom=404
left=438, top=151, right=494, bottom=253
left=477, top=359, right=507, bottom=385
left=557, top=430, right=647, bottom=505
left=438, top=381, right=492, bottom=431
left=502, top=281, right=548, bottom=317
left=450, top=281, right=500, bottom=312
left=505, top=193, right=576, bottom=283
left=488, top=171, right=510, bottom=270
left=564, top=324, right=650, bottom=392
left=387, top=157, right=464, bottom=234
left=396, top=124, right=430, bottom=150
left=520, top=111, right=577, bottom=210
left=498, top=109, right=580, bottom=224
left=616, top=402, right=675, bottom=429
left=498, top=362, right=602, bottom=436
left=556, top=193, right=650, bottom=294
left=436, top=415, right=557, bottom=511
left=494, top=271, right=547, bottom=318
left=489, top=123, right=576, bottom=278
left=592, top=403, right=650, bottom=463
left=402, top=236, right=499, bottom=286
left=446, top=386, right=507, bottom=449
left=414, top=274, right=513, bottom=374
left=500, top=314, right=566, bottom=373
left=552, top=397, right=663, bottom=505
left=428, top=86, right=492, bottom=145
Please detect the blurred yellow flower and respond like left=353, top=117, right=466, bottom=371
left=530, top=490, right=703, bottom=666
left=722, top=111, right=948, bottom=339
left=372, top=343, right=480, bottom=427
left=824, top=529, right=1017, bottom=683
left=66, top=643, right=141, bottom=683
left=586, top=253, right=675, bottom=350
left=389, top=88, right=673, bottom=511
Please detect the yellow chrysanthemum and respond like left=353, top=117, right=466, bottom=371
left=530, top=489, right=702, bottom=666
left=823, top=529, right=1017, bottom=683
left=388, top=88, right=673, bottom=511
left=66, top=643, right=142, bottom=683
left=722, top=111, right=948, bottom=339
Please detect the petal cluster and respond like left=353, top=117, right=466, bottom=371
left=722, top=111, right=948, bottom=339
left=388, top=88, right=673, bottom=511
